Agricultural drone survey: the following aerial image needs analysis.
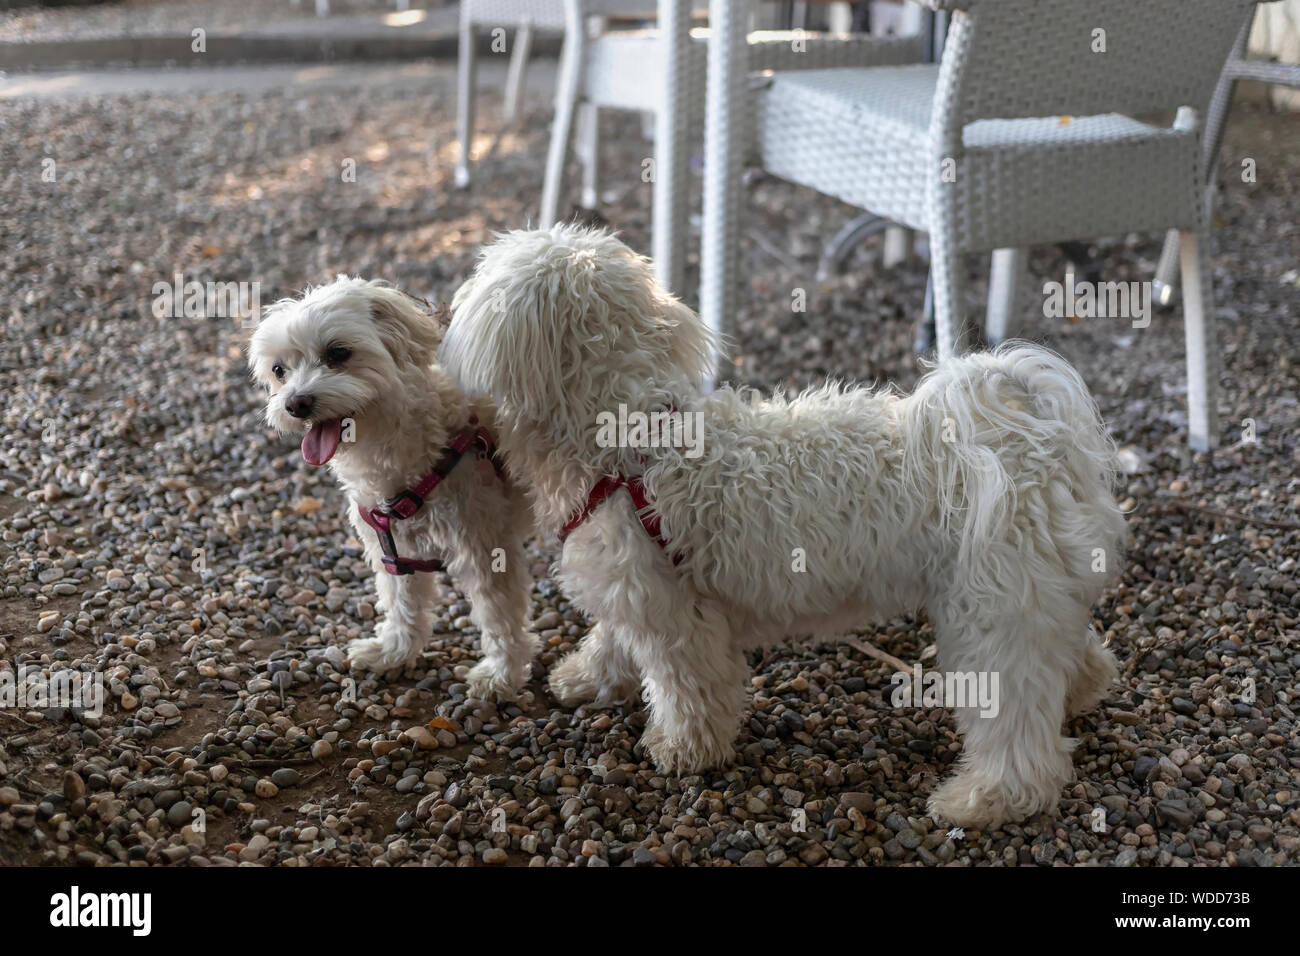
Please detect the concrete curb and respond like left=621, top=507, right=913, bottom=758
left=0, top=30, right=562, bottom=71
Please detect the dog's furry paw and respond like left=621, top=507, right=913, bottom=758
left=637, top=724, right=734, bottom=776
left=926, top=770, right=1058, bottom=831
left=547, top=651, right=605, bottom=706
left=548, top=649, right=638, bottom=706
left=346, top=636, right=418, bottom=674
left=466, top=658, right=527, bottom=701
left=1065, top=637, right=1118, bottom=719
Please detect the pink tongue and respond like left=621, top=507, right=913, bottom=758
left=302, top=419, right=343, bottom=466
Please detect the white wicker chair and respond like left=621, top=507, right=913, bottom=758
left=540, top=0, right=926, bottom=294
left=456, top=0, right=659, bottom=189
left=730, top=0, right=1255, bottom=452
left=1150, top=1, right=1300, bottom=307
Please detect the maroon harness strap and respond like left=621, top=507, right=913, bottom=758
left=357, top=414, right=502, bottom=575
left=356, top=505, right=445, bottom=576
left=559, top=474, right=680, bottom=565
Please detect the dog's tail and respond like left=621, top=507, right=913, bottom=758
left=901, top=342, right=1126, bottom=597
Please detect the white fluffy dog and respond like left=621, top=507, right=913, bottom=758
left=248, top=277, right=537, bottom=699
left=441, top=226, right=1127, bottom=829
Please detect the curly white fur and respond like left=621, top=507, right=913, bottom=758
left=248, top=277, right=537, bottom=699
left=442, top=226, right=1126, bottom=829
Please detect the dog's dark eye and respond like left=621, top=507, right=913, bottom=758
left=272, top=363, right=286, bottom=382
left=324, top=346, right=352, bottom=366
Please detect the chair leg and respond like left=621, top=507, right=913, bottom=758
left=540, top=16, right=585, bottom=229
left=929, top=231, right=966, bottom=361
left=503, top=22, right=534, bottom=122
left=914, top=271, right=936, bottom=354
left=1152, top=105, right=1212, bottom=307
left=985, top=247, right=1026, bottom=347
left=578, top=103, right=600, bottom=210
left=1152, top=16, right=1247, bottom=303
left=1179, top=227, right=1219, bottom=452
left=454, top=19, right=477, bottom=189
left=1154, top=228, right=1180, bottom=308
left=652, top=94, right=687, bottom=294
left=699, top=0, right=747, bottom=384
left=652, top=0, right=691, bottom=298
left=817, top=213, right=889, bottom=282
left=883, top=226, right=914, bottom=268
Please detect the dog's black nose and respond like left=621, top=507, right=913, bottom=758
left=285, top=395, right=314, bottom=419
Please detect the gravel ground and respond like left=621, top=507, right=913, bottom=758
left=0, top=63, right=1297, bottom=867
left=0, top=0, right=450, bottom=44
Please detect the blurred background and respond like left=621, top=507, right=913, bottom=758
left=1, top=1, right=1298, bottom=870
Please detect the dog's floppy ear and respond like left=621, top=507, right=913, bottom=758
left=368, top=283, right=443, bottom=366
left=443, top=226, right=719, bottom=417
left=245, top=293, right=302, bottom=388
left=658, top=296, right=720, bottom=389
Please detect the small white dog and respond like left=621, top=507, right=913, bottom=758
left=248, top=277, right=537, bottom=699
left=441, top=226, right=1127, bottom=828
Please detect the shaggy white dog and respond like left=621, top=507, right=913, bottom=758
left=441, top=226, right=1128, bottom=829
left=248, top=277, right=537, bottom=699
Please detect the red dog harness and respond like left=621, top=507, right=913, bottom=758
left=559, top=474, right=680, bottom=564
left=357, top=415, right=502, bottom=575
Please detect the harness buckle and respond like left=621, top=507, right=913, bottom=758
left=381, top=555, right=415, bottom=576
left=374, top=524, right=401, bottom=562
left=384, top=488, right=424, bottom=519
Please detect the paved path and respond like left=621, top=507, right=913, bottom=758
left=0, top=1, right=560, bottom=71
left=0, top=58, right=558, bottom=100
left=0, top=0, right=458, bottom=43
